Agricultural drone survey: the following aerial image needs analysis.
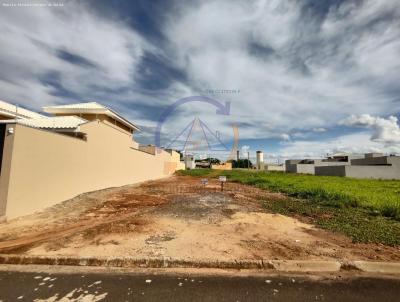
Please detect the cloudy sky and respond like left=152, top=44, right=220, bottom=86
left=1, top=0, right=399, bottom=161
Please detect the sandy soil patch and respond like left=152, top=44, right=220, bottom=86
left=0, top=176, right=398, bottom=261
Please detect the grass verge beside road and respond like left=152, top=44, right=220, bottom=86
left=177, top=169, right=400, bottom=246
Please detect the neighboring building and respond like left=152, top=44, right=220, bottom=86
left=285, top=159, right=317, bottom=174
left=0, top=101, right=183, bottom=220
left=164, top=149, right=185, bottom=171
left=285, top=153, right=364, bottom=175
left=139, top=144, right=157, bottom=155
left=316, top=154, right=400, bottom=180
left=43, top=101, right=140, bottom=149
left=184, top=155, right=196, bottom=169
left=285, top=153, right=400, bottom=180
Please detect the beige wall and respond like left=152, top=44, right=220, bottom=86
left=138, top=145, right=156, bottom=155
left=211, top=162, right=232, bottom=170
left=177, top=161, right=185, bottom=170
left=0, top=124, right=14, bottom=217
left=0, top=120, right=182, bottom=219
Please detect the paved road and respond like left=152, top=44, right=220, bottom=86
left=0, top=271, right=399, bottom=301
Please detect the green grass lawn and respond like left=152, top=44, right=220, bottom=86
left=177, top=169, right=400, bottom=245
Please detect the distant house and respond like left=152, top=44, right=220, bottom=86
left=316, top=153, right=400, bottom=179
left=285, top=153, right=400, bottom=180
left=0, top=100, right=183, bottom=220
left=196, top=161, right=211, bottom=168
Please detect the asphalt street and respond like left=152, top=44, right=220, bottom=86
left=0, top=271, right=399, bottom=302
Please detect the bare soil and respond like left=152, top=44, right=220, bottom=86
left=0, top=176, right=398, bottom=261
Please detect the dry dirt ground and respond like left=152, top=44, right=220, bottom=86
left=0, top=176, right=399, bottom=261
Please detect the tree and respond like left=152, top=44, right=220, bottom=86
left=195, top=157, right=221, bottom=164
left=230, top=159, right=253, bottom=168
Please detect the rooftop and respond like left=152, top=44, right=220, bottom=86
left=0, top=100, right=45, bottom=119
left=43, top=101, right=140, bottom=132
left=0, top=116, right=87, bottom=131
left=22, top=116, right=88, bottom=130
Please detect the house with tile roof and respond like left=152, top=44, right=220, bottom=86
left=0, top=100, right=183, bottom=220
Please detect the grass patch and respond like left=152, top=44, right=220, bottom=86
left=177, top=169, right=400, bottom=245
left=264, top=197, right=400, bottom=246
left=178, top=169, right=400, bottom=220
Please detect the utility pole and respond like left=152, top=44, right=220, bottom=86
left=247, top=151, right=250, bottom=170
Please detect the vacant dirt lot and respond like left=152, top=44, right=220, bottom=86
left=0, top=176, right=398, bottom=261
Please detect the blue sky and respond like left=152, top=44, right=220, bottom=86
left=0, top=0, right=399, bottom=161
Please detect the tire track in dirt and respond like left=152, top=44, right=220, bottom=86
left=0, top=181, right=173, bottom=253
left=0, top=212, right=142, bottom=253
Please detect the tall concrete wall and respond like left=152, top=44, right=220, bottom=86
left=265, top=165, right=285, bottom=171
left=287, top=154, right=400, bottom=179
left=351, top=156, right=390, bottom=166
left=315, top=166, right=346, bottom=177
left=285, top=160, right=301, bottom=173
left=285, top=160, right=315, bottom=174
left=286, top=158, right=356, bottom=175
left=314, top=160, right=351, bottom=166
left=0, top=121, right=182, bottom=219
left=315, top=165, right=400, bottom=179
left=344, top=165, right=400, bottom=179
left=296, top=164, right=315, bottom=174
left=351, top=156, right=400, bottom=166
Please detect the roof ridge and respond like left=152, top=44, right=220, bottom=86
left=29, top=115, right=86, bottom=119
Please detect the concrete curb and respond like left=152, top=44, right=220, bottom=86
left=353, top=261, right=400, bottom=274
left=272, top=260, right=342, bottom=272
left=0, top=255, right=399, bottom=274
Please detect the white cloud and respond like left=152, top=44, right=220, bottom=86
left=1, top=0, right=399, bottom=158
left=278, top=114, right=400, bottom=159
left=280, top=132, right=400, bottom=159
left=241, top=145, right=250, bottom=153
left=312, top=128, right=326, bottom=133
left=163, top=0, right=400, bottom=136
left=0, top=2, right=147, bottom=108
left=280, top=133, right=291, bottom=141
left=340, top=114, right=400, bottom=144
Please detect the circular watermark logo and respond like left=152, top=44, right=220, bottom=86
left=155, top=95, right=238, bottom=159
